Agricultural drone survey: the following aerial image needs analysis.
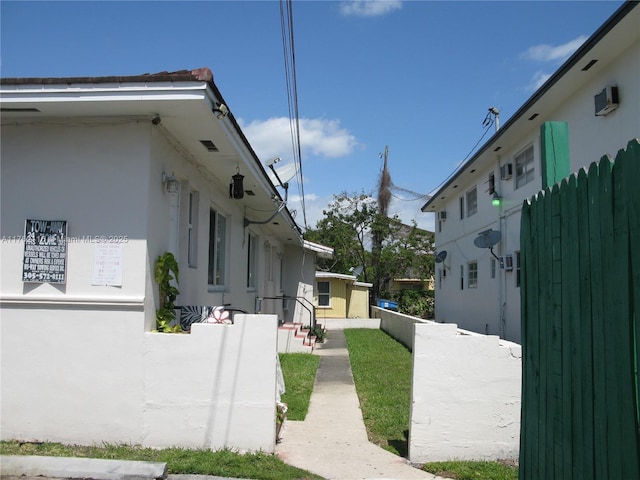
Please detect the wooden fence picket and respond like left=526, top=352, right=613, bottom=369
left=519, top=139, right=640, bottom=479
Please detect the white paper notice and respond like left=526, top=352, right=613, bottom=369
left=92, top=242, right=123, bottom=286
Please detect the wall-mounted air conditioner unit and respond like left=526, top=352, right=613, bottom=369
left=502, top=254, right=513, bottom=271
left=500, top=163, right=513, bottom=180
left=438, top=211, right=447, bottom=221
left=595, top=85, right=619, bottom=116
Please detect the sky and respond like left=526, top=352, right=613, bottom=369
left=1, top=0, right=626, bottom=232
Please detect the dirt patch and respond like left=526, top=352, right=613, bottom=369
left=498, top=458, right=519, bottom=468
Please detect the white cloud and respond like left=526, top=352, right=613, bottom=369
left=239, top=116, right=358, bottom=164
left=521, top=35, right=588, bottom=63
left=339, top=0, right=403, bottom=17
left=527, top=70, right=552, bottom=92
left=521, top=35, right=587, bottom=93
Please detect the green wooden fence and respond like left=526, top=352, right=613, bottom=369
left=519, top=138, right=640, bottom=480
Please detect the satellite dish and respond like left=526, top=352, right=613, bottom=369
left=267, top=162, right=296, bottom=187
left=474, top=229, right=501, bottom=249
left=434, top=251, right=448, bottom=263
left=350, top=265, right=364, bottom=276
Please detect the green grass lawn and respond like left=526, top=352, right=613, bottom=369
left=279, top=353, right=320, bottom=421
left=0, top=440, right=323, bottom=480
left=343, top=328, right=412, bottom=456
left=423, top=460, right=519, bottom=480
left=344, top=328, right=519, bottom=479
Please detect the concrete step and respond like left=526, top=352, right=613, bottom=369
left=278, top=323, right=315, bottom=353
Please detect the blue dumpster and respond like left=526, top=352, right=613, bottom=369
left=376, top=298, right=398, bottom=310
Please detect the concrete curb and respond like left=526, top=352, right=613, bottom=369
left=0, top=455, right=168, bottom=480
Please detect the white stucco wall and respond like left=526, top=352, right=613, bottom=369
left=409, top=322, right=522, bottom=463
left=0, top=118, right=301, bottom=318
left=368, top=308, right=521, bottom=463
left=372, top=306, right=423, bottom=351
left=283, top=243, right=318, bottom=324
left=1, top=313, right=278, bottom=452
left=0, top=121, right=151, bottom=307
left=146, top=127, right=292, bottom=317
left=0, top=306, right=145, bottom=444
left=0, top=119, right=294, bottom=453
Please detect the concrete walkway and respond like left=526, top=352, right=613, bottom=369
left=275, top=328, right=442, bottom=480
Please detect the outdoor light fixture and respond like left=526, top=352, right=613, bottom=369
left=492, top=192, right=502, bottom=207
left=230, top=166, right=244, bottom=199
left=213, top=103, right=229, bottom=119
left=162, top=172, right=179, bottom=194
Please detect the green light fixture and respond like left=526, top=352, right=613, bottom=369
left=492, top=192, right=502, bottom=207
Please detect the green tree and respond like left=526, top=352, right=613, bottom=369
left=306, top=191, right=376, bottom=283
left=378, top=222, right=434, bottom=293
left=306, top=191, right=434, bottom=308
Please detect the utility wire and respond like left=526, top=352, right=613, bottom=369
left=426, top=116, right=495, bottom=198
left=280, top=0, right=307, bottom=229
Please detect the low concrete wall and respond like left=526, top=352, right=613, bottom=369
left=370, top=306, right=521, bottom=462
left=322, top=318, right=381, bottom=330
left=409, top=322, right=521, bottom=463
left=1, top=310, right=278, bottom=453
left=371, top=306, right=424, bottom=350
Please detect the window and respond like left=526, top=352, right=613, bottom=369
left=515, top=251, right=521, bottom=287
left=488, top=173, right=495, bottom=195
left=466, top=187, right=477, bottom=217
left=459, top=197, right=465, bottom=219
left=515, top=145, right=535, bottom=189
left=460, top=265, right=464, bottom=290
left=468, top=261, right=478, bottom=288
left=208, top=208, right=227, bottom=286
left=187, top=191, right=199, bottom=267
left=247, top=233, right=257, bottom=289
left=317, top=281, right=330, bottom=307
left=490, top=258, right=496, bottom=279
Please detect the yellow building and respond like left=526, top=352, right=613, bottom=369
left=314, top=272, right=372, bottom=320
left=389, top=276, right=435, bottom=293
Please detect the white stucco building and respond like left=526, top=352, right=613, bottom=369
left=0, top=67, right=328, bottom=451
left=422, top=2, right=639, bottom=343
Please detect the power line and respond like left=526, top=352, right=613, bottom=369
left=426, top=110, right=497, bottom=198
left=279, top=0, right=307, bottom=229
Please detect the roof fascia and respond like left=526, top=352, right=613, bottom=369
left=303, top=240, right=334, bottom=258
left=315, top=271, right=357, bottom=281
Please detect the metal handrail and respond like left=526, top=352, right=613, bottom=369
left=257, top=295, right=316, bottom=330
